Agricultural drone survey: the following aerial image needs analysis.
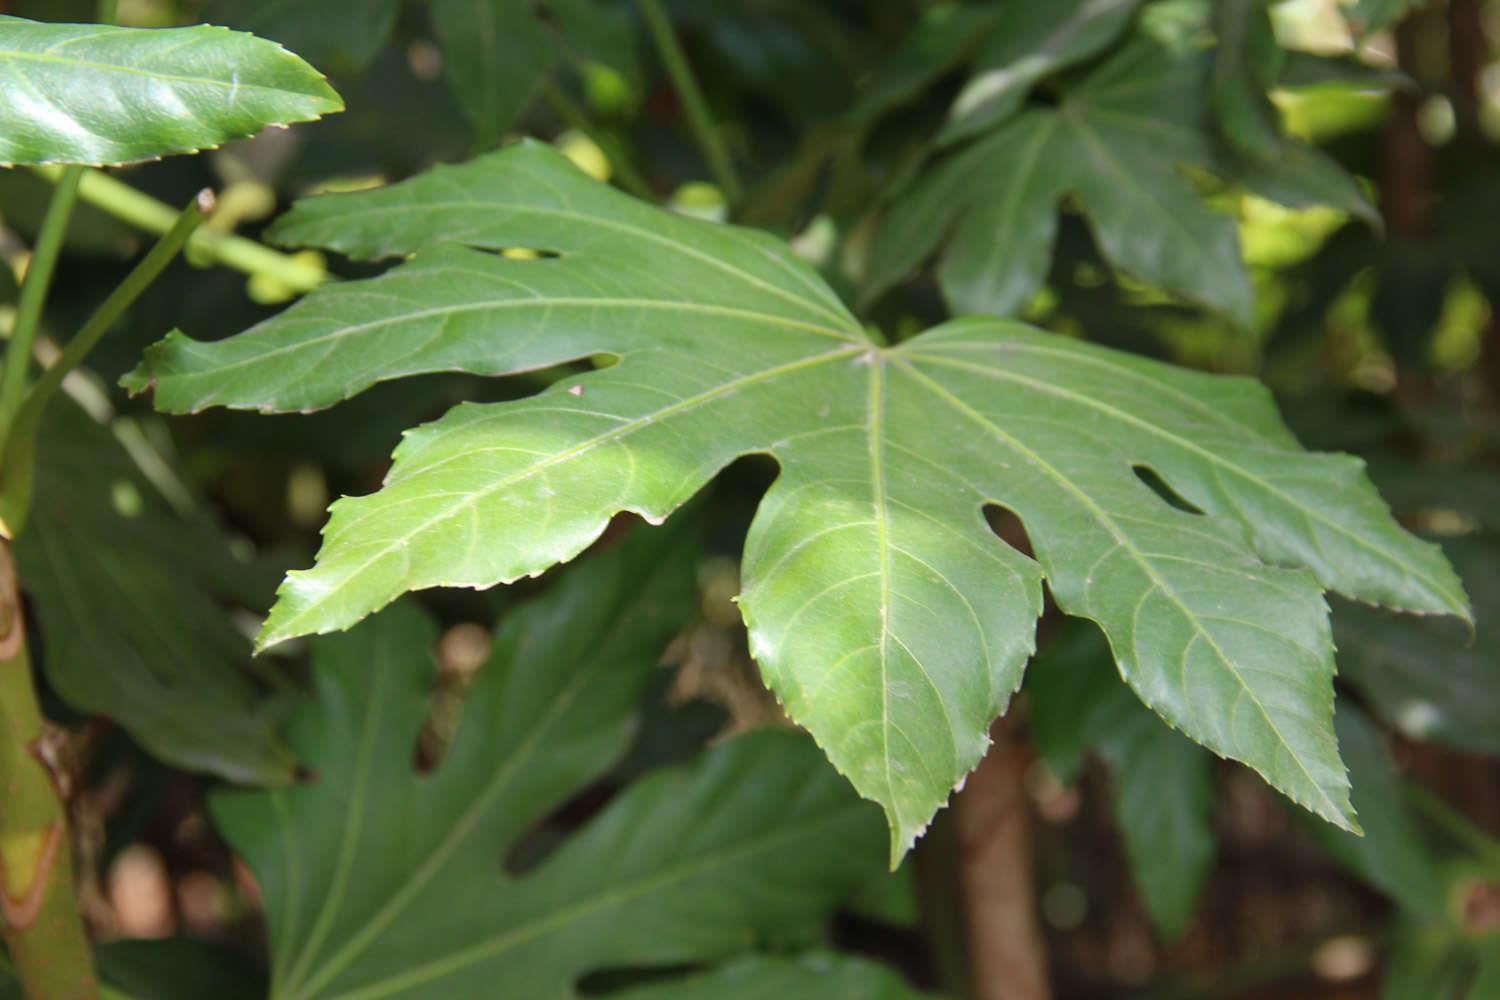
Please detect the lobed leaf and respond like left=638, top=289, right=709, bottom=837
left=212, top=525, right=892, bottom=998
left=0, top=15, right=341, bottom=166
left=869, top=39, right=1254, bottom=324
left=132, top=141, right=1468, bottom=859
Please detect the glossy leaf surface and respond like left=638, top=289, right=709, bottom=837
left=132, top=142, right=1467, bottom=858
left=212, top=526, right=889, bottom=998
left=0, top=15, right=341, bottom=166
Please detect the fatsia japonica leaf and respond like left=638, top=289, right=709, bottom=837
left=611, top=953, right=929, bottom=1000
left=1027, top=621, right=1214, bottom=939
left=203, top=0, right=400, bottom=77
left=211, top=527, right=893, bottom=999
left=939, top=0, right=1144, bottom=146
left=867, top=39, right=1255, bottom=323
left=0, top=15, right=341, bottom=167
left=129, top=141, right=1468, bottom=859
left=13, top=401, right=291, bottom=784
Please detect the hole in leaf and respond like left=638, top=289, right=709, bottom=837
left=1132, top=465, right=1205, bottom=515
left=983, top=502, right=1034, bottom=559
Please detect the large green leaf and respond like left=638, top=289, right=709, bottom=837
left=939, top=0, right=1144, bottom=145
left=211, top=526, right=891, bottom=998
left=0, top=16, right=342, bottom=166
left=14, top=401, right=291, bottom=784
left=1027, top=621, right=1215, bottom=939
left=130, top=141, right=1467, bottom=858
left=204, top=0, right=400, bottom=76
left=868, top=39, right=1254, bottom=323
left=1336, top=537, right=1500, bottom=757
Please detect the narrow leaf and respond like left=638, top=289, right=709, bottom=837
left=0, top=16, right=342, bottom=166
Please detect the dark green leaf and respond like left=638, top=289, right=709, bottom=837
left=14, top=402, right=291, bottom=783
left=612, top=953, right=930, bottom=999
left=872, top=40, right=1254, bottom=323
left=1211, top=0, right=1283, bottom=160
left=1028, top=622, right=1215, bottom=938
left=431, top=0, right=557, bottom=148
left=131, top=142, right=1467, bottom=858
left=213, top=525, right=887, bottom=997
left=1310, top=706, right=1447, bottom=918
left=939, top=0, right=1144, bottom=145
left=0, top=16, right=342, bottom=166
left=1336, top=537, right=1500, bottom=757
left=204, top=0, right=399, bottom=77
left=846, top=4, right=1001, bottom=124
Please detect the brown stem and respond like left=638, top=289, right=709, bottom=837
left=0, top=542, right=97, bottom=999
left=1380, top=17, right=1429, bottom=239
left=954, top=717, right=1051, bottom=1000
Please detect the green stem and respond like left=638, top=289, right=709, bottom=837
left=0, top=542, right=99, bottom=1000
left=28, top=166, right=325, bottom=294
left=0, top=193, right=210, bottom=540
left=540, top=81, right=656, bottom=200
left=634, top=0, right=742, bottom=204
left=1, top=167, right=83, bottom=436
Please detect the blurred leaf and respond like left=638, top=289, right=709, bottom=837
left=871, top=40, right=1255, bottom=323
left=213, top=525, right=889, bottom=997
left=1310, top=705, right=1448, bottom=918
left=940, top=0, right=1144, bottom=145
left=1336, top=536, right=1500, bottom=757
left=1381, top=919, right=1473, bottom=1000
left=846, top=864, right=922, bottom=929
left=611, top=953, right=930, bottom=999
left=93, top=938, right=266, bottom=1000
left=1277, top=50, right=1412, bottom=90
left=1232, top=138, right=1378, bottom=225
left=546, top=0, right=644, bottom=91
left=0, top=171, right=138, bottom=256
left=0, top=16, right=342, bottom=166
left=131, top=142, right=1469, bottom=860
left=1028, top=622, right=1215, bottom=939
left=432, top=0, right=556, bottom=149
left=846, top=4, right=1001, bottom=124
left=1212, top=0, right=1283, bottom=160
left=1343, top=0, right=1425, bottom=39
left=14, top=402, right=291, bottom=784
left=204, top=0, right=400, bottom=77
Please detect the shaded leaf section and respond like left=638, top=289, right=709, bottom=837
left=869, top=40, right=1254, bottom=322
left=14, top=402, right=290, bottom=783
left=612, top=953, right=930, bottom=1000
left=213, top=524, right=889, bottom=998
left=131, top=142, right=1467, bottom=858
left=0, top=15, right=341, bottom=166
left=1336, top=536, right=1500, bottom=757
left=1028, top=621, right=1214, bottom=939
left=432, top=0, right=556, bottom=148
left=204, top=0, right=399, bottom=76
left=940, top=0, right=1143, bottom=145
